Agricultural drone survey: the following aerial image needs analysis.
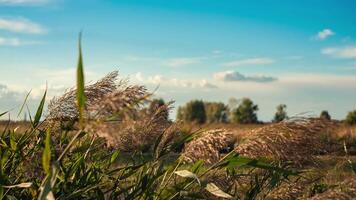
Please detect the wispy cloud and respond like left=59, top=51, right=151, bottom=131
left=133, top=72, right=217, bottom=89
left=0, top=37, right=20, bottom=46
left=0, top=0, right=49, bottom=5
left=213, top=70, right=277, bottom=83
left=165, top=57, right=201, bottom=67
left=321, top=46, right=356, bottom=58
left=314, top=28, right=335, bottom=40
left=0, top=17, right=46, bottom=34
left=223, top=57, right=274, bottom=67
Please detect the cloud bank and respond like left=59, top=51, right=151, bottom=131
left=213, top=71, right=277, bottom=83
left=322, top=46, right=356, bottom=58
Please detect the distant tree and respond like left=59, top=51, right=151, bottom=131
left=204, top=102, right=229, bottom=123
left=176, top=106, right=184, bottom=121
left=320, top=110, right=331, bottom=121
left=231, top=98, right=258, bottom=124
left=228, top=97, right=239, bottom=111
left=148, top=98, right=169, bottom=120
left=273, top=104, right=288, bottom=122
left=177, top=100, right=206, bottom=124
left=345, top=110, right=356, bottom=125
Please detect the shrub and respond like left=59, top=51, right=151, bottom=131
left=345, top=110, right=356, bottom=125
left=273, top=104, right=288, bottom=122
left=231, top=97, right=259, bottom=124
left=176, top=100, right=206, bottom=124
left=320, top=110, right=331, bottom=121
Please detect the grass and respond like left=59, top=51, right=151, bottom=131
left=0, top=36, right=355, bottom=199
left=0, top=38, right=301, bottom=200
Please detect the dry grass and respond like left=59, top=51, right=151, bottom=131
left=47, top=71, right=120, bottom=121
left=308, top=178, right=356, bottom=200
left=46, top=71, right=178, bottom=154
left=88, top=102, right=175, bottom=152
left=181, top=129, right=235, bottom=164
left=235, top=118, right=335, bottom=166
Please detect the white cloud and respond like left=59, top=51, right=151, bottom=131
left=165, top=57, right=201, bottom=67
left=132, top=72, right=217, bottom=89
left=223, top=57, right=274, bottom=67
left=321, top=46, right=356, bottom=58
left=315, top=29, right=335, bottom=40
left=0, top=17, right=46, bottom=34
left=0, top=0, right=48, bottom=5
left=199, top=79, right=218, bottom=88
left=0, top=37, right=20, bottom=46
left=213, top=71, right=277, bottom=83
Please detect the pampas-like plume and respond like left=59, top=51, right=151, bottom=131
left=88, top=85, right=148, bottom=120
left=181, top=129, right=235, bottom=165
left=89, top=101, right=175, bottom=152
left=47, top=71, right=119, bottom=120
left=235, top=118, right=334, bottom=166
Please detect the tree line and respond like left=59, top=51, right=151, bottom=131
left=149, top=97, right=356, bottom=125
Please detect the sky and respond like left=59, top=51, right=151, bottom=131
left=0, top=0, right=356, bottom=121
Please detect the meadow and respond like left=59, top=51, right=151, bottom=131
left=0, top=40, right=355, bottom=200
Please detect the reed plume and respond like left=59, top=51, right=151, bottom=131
left=235, top=118, right=334, bottom=166
left=181, top=129, right=235, bottom=164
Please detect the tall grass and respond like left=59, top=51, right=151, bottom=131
left=0, top=37, right=298, bottom=200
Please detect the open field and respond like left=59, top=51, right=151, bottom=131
left=1, top=40, right=355, bottom=200
left=1, top=118, right=355, bottom=199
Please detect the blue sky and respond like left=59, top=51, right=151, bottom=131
left=1, top=0, right=356, bottom=120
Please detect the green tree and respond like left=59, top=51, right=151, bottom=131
left=204, top=102, right=229, bottom=123
left=345, top=110, right=356, bottom=125
left=273, top=104, right=288, bottom=122
left=176, top=100, right=206, bottom=124
left=231, top=97, right=259, bottom=124
left=176, top=106, right=184, bottom=121
left=320, top=110, right=331, bottom=121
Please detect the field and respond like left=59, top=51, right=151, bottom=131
left=1, top=119, right=355, bottom=199
left=0, top=43, right=355, bottom=200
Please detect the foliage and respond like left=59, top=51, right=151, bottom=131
left=273, top=104, right=288, bottom=122
left=320, top=110, right=331, bottom=121
left=345, top=110, right=356, bottom=125
left=204, top=102, right=229, bottom=123
left=231, top=98, right=259, bottom=124
left=176, top=100, right=206, bottom=124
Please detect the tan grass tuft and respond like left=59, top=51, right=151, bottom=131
left=47, top=71, right=120, bottom=120
left=181, top=129, right=235, bottom=164
left=89, top=101, right=175, bottom=152
left=235, top=118, right=335, bottom=166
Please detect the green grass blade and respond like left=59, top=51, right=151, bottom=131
left=0, top=111, right=8, bottom=118
left=76, top=32, right=86, bottom=129
left=42, top=128, right=51, bottom=174
left=33, top=89, right=47, bottom=128
left=17, top=90, right=32, bottom=118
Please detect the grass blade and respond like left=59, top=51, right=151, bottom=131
left=33, top=89, right=47, bottom=128
left=42, top=128, right=51, bottom=174
left=0, top=111, right=8, bottom=118
left=17, top=90, right=32, bottom=118
left=76, top=32, right=86, bottom=129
